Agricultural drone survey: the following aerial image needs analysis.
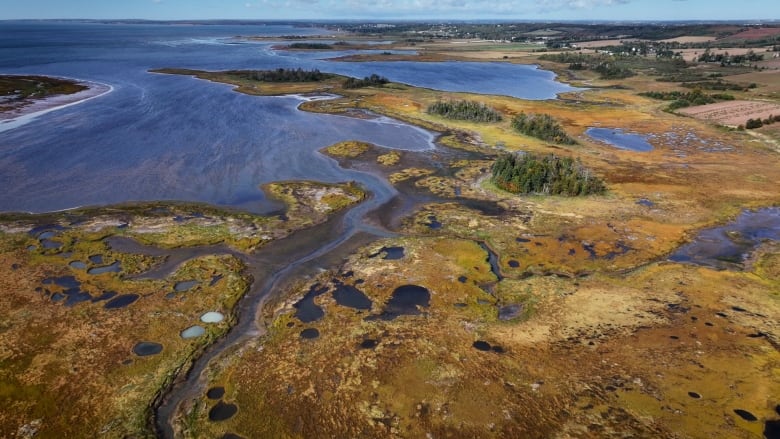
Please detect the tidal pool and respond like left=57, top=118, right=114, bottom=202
left=586, top=128, right=654, bottom=152
left=669, top=207, right=780, bottom=269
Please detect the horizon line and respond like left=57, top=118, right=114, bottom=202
left=3, top=18, right=780, bottom=24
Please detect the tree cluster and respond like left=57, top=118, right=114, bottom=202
left=426, top=100, right=503, bottom=122
left=511, top=113, right=576, bottom=144
left=742, top=114, right=780, bottom=130
left=697, top=49, right=764, bottom=65
left=539, top=53, right=635, bottom=80
left=288, top=43, right=333, bottom=50
left=342, top=74, right=389, bottom=89
left=491, top=153, right=605, bottom=196
left=229, top=68, right=331, bottom=82
left=640, top=89, right=734, bottom=110
left=681, top=80, right=752, bottom=91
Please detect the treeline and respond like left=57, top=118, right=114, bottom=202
left=288, top=43, right=333, bottom=49
left=342, top=74, right=389, bottom=89
left=491, top=153, right=605, bottom=196
left=511, top=113, right=576, bottom=144
left=639, top=89, right=734, bottom=110
left=697, top=49, right=764, bottom=65
left=426, top=100, right=503, bottom=122
left=228, top=68, right=331, bottom=82
left=681, top=80, right=756, bottom=91
left=539, top=53, right=635, bottom=79
left=742, top=115, right=780, bottom=130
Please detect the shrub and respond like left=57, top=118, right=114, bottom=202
left=511, top=113, right=576, bottom=144
left=342, top=74, right=389, bottom=89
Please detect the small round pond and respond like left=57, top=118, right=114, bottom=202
left=200, top=312, right=225, bottom=324
left=181, top=325, right=206, bottom=339
left=133, top=341, right=163, bottom=356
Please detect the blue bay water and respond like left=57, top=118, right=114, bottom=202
left=0, top=22, right=579, bottom=213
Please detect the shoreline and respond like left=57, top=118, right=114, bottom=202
left=0, top=78, right=113, bottom=133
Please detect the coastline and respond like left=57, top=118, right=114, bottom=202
left=0, top=78, right=113, bottom=133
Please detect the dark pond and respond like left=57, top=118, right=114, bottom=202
left=688, top=391, right=701, bottom=399
left=38, top=231, right=57, bottom=240
left=669, top=208, right=780, bottom=270
left=65, top=292, right=92, bottom=307
left=300, top=328, right=320, bottom=339
left=293, top=284, right=329, bottom=323
left=174, top=280, right=199, bottom=292
left=332, top=284, right=372, bottom=310
left=458, top=276, right=467, bottom=283
left=371, top=246, right=405, bottom=260
left=208, top=401, right=238, bottom=422
left=766, top=420, right=780, bottom=439
left=133, top=341, right=163, bottom=356
left=89, top=254, right=104, bottom=264
left=206, top=386, right=225, bottom=400
left=69, top=261, right=87, bottom=270
left=43, top=275, right=80, bottom=289
left=586, top=127, right=654, bottom=152
left=516, top=237, right=531, bottom=243
left=360, top=339, right=379, bottom=349
left=104, top=294, right=140, bottom=309
left=508, top=260, right=520, bottom=268
left=370, top=284, right=430, bottom=321
left=87, top=261, right=121, bottom=275
left=733, top=409, right=757, bottom=422
left=473, top=340, right=491, bottom=351
left=427, top=215, right=443, bottom=230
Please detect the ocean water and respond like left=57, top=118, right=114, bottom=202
left=0, top=21, right=579, bottom=213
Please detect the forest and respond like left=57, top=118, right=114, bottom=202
left=426, top=100, right=503, bottom=122
left=226, top=68, right=331, bottom=82
left=491, top=153, right=605, bottom=196
left=342, top=74, right=390, bottom=89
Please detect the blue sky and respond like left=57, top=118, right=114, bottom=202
left=2, top=0, right=778, bottom=21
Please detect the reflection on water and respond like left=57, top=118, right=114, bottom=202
left=669, top=208, right=780, bottom=270
left=0, top=22, right=578, bottom=214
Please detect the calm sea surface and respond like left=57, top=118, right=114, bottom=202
left=0, top=22, right=579, bottom=213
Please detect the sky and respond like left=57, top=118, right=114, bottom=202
left=2, top=0, right=778, bottom=21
